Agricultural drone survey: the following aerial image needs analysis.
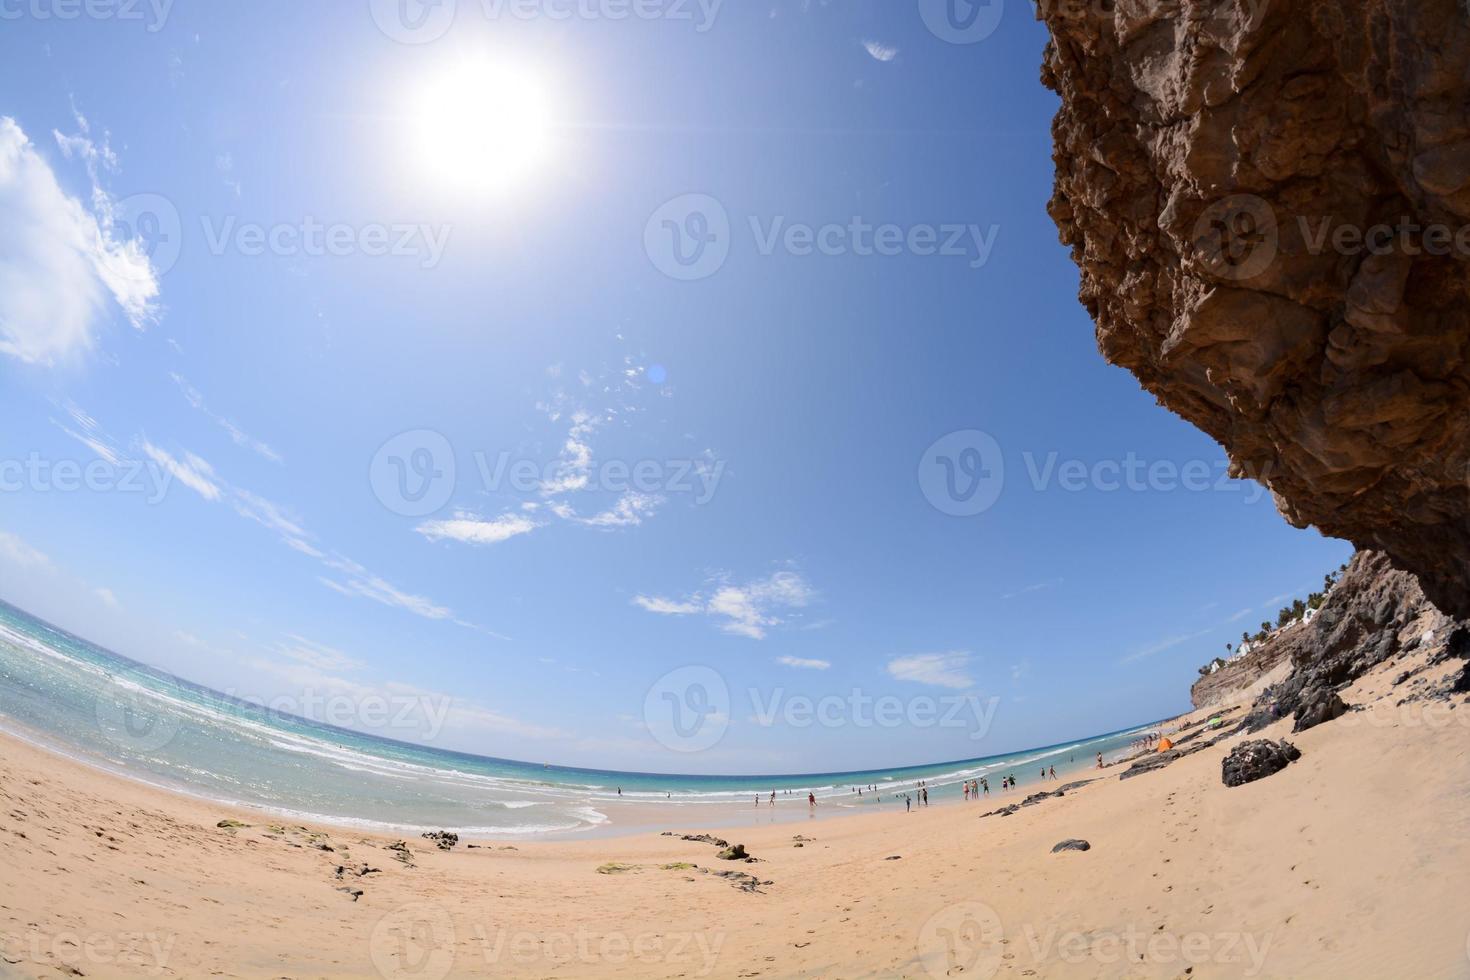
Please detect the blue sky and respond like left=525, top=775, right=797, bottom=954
left=0, top=0, right=1351, bottom=774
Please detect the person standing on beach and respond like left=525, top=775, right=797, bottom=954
left=770, top=791, right=776, bottom=806
left=808, top=792, right=816, bottom=808
left=1049, top=766, right=1056, bottom=780
left=905, top=794, right=911, bottom=812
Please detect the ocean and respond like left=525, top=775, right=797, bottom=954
left=0, top=600, right=1160, bottom=837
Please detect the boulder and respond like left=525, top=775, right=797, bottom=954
left=1051, top=839, right=1091, bottom=853
left=1222, top=740, right=1302, bottom=787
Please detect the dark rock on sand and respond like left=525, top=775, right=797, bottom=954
left=1051, top=839, right=1090, bottom=853
left=706, top=869, right=771, bottom=894
left=384, top=840, right=414, bottom=865
left=980, top=804, right=1019, bottom=818
left=421, top=831, right=459, bottom=851
left=1222, top=740, right=1302, bottom=787
left=661, top=832, right=729, bottom=848
left=1022, top=790, right=1064, bottom=806
left=716, top=844, right=749, bottom=861
left=336, top=886, right=364, bottom=901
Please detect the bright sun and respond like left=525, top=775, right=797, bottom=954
left=410, top=58, right=555, bottom=196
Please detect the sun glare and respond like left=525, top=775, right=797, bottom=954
left=409, top=58, right=555, bottom=196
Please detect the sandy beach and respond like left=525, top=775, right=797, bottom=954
left=2, top=650, right=1466, bottom=980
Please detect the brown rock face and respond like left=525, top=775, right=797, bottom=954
left=1040, top=0, right=1470, bottom=615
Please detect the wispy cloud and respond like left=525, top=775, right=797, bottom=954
left=632, top=595, right=703, bottom=616
left=887, top=651, right=974, bottom=690
left=170, top=373, right=282, bottom=464
left=862, top=39, right=899, bottom=62
left=0, top=115, right=158, bottom=364
left=0, top=530, right=52, bottom=570
left=1001, top=579, right=1062, bottom=600
left=416, top=511, right=540, bottom=547
left=140, top=441, right=222, bottom=501
left=634, top=569, right=815, bottom=640
left=776, top=655, right=830, bottom=670
left=94, top=586, right=120, bottom=609
left=550, top=492, right=662, bottom=529
left=53, top=400, right=122, bottom=464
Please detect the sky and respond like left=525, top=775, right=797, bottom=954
left=0, top=0, right=1352, bottom=775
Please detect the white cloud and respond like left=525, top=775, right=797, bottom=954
left=552, top=492, right=662, bottom=529
left=140, top=441, right=222, bottom=501
left=416, top=511, right=540, bottom=546
left=776, top=655, right=830, bottom=670
left=0, top=531, right=52, bottom=570
left=275, top=634, right=365, bottom=673
left=318, top=554, right=451, bottom=622
left=632, top=595, right=703, bottom=616
left=633, top=569, right=815, bottom=640
left=53, top=400, right=122, bottom=464
left=862, top=39, right=898, bottom=62
left=170, top=373, right=282, bottom=464
left=0, top=116, right=158, bottom=364
left=540, top=410, right=596, bottom=495
left=887, top=652, right=975, bottom=690
left=94, top=586, right=120, bottom=608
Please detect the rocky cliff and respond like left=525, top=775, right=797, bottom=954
left=1040, top=1, right=1470, bottom=616
left=1189, top=630, right=1292, bottom=710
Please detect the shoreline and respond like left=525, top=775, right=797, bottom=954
left=0, top=707, right=1151, bottom=843
left=4, top=649, right=1467, bottom=977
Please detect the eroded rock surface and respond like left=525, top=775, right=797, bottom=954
left=1041, top=0, right=1470, bottom=614
left=1240, top=550, right=1464, bottom=731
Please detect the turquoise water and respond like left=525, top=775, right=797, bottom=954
left=0, top=601, right=1156, bottom=836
